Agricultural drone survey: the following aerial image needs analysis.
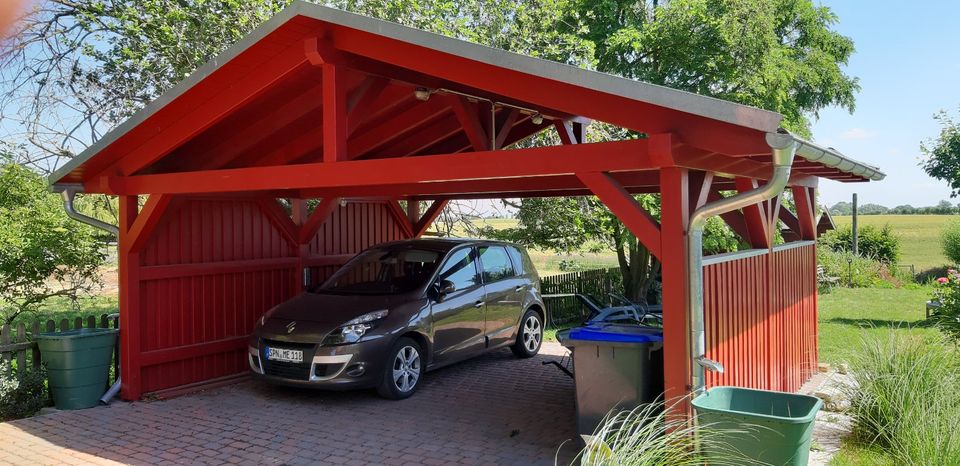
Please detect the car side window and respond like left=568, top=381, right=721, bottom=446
left=478, top=246, right=516, bottom=283
left=437, top=248, right=480, bottom=291
left=506, top=247, right=525, bottom=275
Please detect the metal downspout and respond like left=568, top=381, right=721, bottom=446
left=687, top=132, right=798, bottom=394
left=56, top=185, right=120, bottom=236
left=53, top=184, right=122, bottom=403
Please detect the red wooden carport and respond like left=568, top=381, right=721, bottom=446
left=50, top=3, right=883, bottom=410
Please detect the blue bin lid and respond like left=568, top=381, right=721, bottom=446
left=567, top=323, right=664, bottom=343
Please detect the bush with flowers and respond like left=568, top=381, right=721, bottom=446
left=932, top=268, right=960, bottom=340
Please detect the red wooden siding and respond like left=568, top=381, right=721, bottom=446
left=702, top=242, right=817, bottom=392
left=126, top=197, right=407, bottom=396
left=306, top=201, right=411, bottom=285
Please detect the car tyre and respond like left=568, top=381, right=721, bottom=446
left=511, top=309, right=543, bottom=358
left=377, top=337, right=424, bottom=400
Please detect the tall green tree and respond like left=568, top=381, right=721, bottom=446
left=0, top=154, right=104, bottom=324
left=922, top=109, right=960, bottom=197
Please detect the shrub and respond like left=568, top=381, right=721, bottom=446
left=0, top=362, right=47, bottom=421
left=942, top=219, right=960, bottom=265
left=931, top=268, right=960, bottom=340
left=847, top=332, right=960, bottom=464
left=820, top=224, right=901, bottom=263
left=817, top=248, right=911, bottom=289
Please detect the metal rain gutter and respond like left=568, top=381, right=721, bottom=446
left=52, top=184, right=120, bottom=236
left=687, top=132, right=797, bottom=394
left=793, top=136, right=885, bottom=181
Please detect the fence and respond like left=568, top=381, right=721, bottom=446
left=541, top=267, right=622, bottom=328
left=0, top=314, right=120, bottom=387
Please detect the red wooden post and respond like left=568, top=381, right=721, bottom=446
left=118, top=195, right=142, bottom=400
left=292, top=199, right=309, bottom=289
left=323, top=62, right=347, bottom=163
left=792, top=186, right=817, bottom=240
left=659, top=167, right=691, bottom=418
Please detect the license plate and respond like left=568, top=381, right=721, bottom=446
left=265, top=347, right=303, bottom=363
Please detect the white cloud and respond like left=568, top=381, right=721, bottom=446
left=839, top=127, right=876, bottom=140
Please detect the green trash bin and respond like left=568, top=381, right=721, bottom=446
left=36, top=328, right=118, bottom=410
left=692, top=386, right=823, bottom=466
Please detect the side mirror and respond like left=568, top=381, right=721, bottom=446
left=436, top=280, right=456, bottom=298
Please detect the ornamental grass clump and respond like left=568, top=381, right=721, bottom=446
left=575, top=401, right=761, bottom=466
left=848, top=332, right=960, bottom=464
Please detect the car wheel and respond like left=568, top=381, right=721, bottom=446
left=377, top=337, right=424, bottom=400
left=511, top=310, right=543, bottom=358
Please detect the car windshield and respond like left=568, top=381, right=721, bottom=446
left=315, top=247, right=443, bottom=295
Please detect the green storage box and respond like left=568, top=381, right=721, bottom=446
left=693, top=386, right=822, bottom=466
left=36, top=328, right=118, bottom=410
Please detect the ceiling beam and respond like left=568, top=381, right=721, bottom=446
left=101, top=139, right=661, bottom=196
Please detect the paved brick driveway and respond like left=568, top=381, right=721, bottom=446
left=0, top=342, right=579, bottom=466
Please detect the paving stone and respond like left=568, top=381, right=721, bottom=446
left=0, top=344, right=579, bottom=465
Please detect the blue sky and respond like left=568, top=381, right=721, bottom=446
left=810, top=0, right=960, bottom=207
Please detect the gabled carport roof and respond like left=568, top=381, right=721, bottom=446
left=50, top=1, right=883, bottom=196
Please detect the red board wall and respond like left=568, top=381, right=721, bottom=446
left=702, top=242, right=818, bottom=392
left=125, top=198, right=407, bottom=397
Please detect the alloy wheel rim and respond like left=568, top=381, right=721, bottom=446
left=392, top=345, right=421, bottom=392
left=522, top=315, right=542, bottom=352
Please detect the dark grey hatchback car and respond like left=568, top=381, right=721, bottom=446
left=248, top=239, right=545, bottom=399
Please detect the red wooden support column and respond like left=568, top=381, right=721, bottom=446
left=792, top=186, right=817, bottom=240
left=659, top=167, right=692, bottom=418
left=118, top=194, right=174, bottom=400
left=292, top=199, right=310, bottom=289
left=322, top=62, right=347, bottom=163
left=118, top=195, right=141, bottom=400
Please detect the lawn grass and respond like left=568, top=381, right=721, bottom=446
left=829, top=442, right=895, bottom=466
left=832, top=215, right=954, bottom=272
left=818, top=286, right=937, bottom=364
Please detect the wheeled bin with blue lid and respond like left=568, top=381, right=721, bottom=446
left=559, top=323, right=664, bottom=438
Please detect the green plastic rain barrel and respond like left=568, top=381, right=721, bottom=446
left=36, top=328, right=118, bottom=410
left=692, top=386, right=823, bottom=466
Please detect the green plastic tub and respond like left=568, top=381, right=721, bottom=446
left=36, top=328, right=118, bottom=410
left=692, top=386, right=823, bottom=466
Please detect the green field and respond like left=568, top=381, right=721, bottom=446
left=832, top=214, right=955, bottom=272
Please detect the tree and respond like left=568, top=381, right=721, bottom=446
left=0, top=156, right=104, bottom=324
left=922, top=109, right=960, bottom=197
left=566, top=0, right=859, bottom=136
left=503, top=0, right=858, bottom=299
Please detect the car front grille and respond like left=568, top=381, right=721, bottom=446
left=261, top=339, right=316, bottom=381
left=264, top=360, right=312, bottom=380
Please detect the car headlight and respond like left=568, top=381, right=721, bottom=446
left=322, top=310, right=389, bottom=345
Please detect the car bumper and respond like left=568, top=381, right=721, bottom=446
left=248, top=335, right=391, bottom=389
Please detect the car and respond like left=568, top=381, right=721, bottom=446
left=248, top=238, right=545, bottom=399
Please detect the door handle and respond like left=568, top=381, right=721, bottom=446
left=515, top=286, right=524, bottom=292
left=475, top=301, right=484, bottom=308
